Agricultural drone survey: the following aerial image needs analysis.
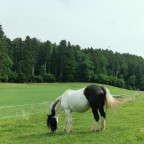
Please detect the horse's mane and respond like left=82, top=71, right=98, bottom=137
left=51, top=100, right=59, bottom=116
left=50, top=96, right=62, bottom=114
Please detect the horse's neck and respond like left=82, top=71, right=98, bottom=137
left=52, top=96, right=62, bottom=117
left=55, top=100, right=62, bottom=117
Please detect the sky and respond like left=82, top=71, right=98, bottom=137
left=1, top=0, right=144, bottom=58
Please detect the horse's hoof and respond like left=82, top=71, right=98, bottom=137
left=67, top=130, right=72, bottom=133
left=50, top=131, right=56, bottom=134
left=98, top=128, right=105, bottom=132
left=62, top=129, right=66, bottom=133
left=90, top=129, right=96, bottom=132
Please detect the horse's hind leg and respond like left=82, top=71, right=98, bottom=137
left=91, top=107, right=99, bottom=132
left=99, top=106, right=106, bottom=131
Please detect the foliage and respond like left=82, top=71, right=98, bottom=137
left=0, top=26, right=13, bottom=81
left=32, top=75, right=43, bottom=82
left=93, top=74, right=125, bottom=88
left=43, top=73, right=56, bottom=82
left=1, top=24, right=144, bottom=90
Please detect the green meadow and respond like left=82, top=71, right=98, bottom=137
left=0, top=83, right=144, bottom=144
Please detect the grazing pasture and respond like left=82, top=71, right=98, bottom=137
left=0, top=83, right=144, bottom=144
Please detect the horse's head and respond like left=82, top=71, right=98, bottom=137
left=47, top=114, right=57, bottom=133
left=47, top=100, right=59, bottom=133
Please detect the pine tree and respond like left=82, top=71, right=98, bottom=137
left=22, top=36, right=39, bottom=81
left=58, top=40, right=67, bottom=81
left=75, top=50, right=93, bottom=82
left=0, top=25, right=13, bottom=81
left=50, top=47, right=57, bottom=75
left=44, top=40, right=52, bottom=73
left=63, top=42, right=76, bottom=82
left=12, top=38, right=23, bottom=73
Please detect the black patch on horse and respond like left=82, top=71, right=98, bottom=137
left=47, top=114, right=57, bottom=132
left=84, top=85, right=106, bottom=122
left=47, top=100, right=59, bottom=132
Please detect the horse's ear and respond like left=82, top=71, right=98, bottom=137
left=48, top=101, right=51, bottom=104
left=48, top=101, right=51, bottom=114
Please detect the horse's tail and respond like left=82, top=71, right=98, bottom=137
left=102, top=87, right=121, bottom=109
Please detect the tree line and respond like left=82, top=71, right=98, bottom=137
left=0, top=25, right=144, bottom=90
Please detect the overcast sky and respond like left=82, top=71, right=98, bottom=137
left=1, top=0, right=144, bottom=57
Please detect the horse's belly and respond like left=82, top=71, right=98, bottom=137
left=70, top=103, right=90, bottom=112
left=69, top=95, right=90, bottom=112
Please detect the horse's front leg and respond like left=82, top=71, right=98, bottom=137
left=65, top=109, right=72, bottom=133
left=56, top=114, right=60, bottom=124
left=62, top=118, right=68, bottom=132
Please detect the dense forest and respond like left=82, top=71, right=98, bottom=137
left=0, top=24, right=144, bottom=90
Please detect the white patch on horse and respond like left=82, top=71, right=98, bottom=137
left=99, top=116, right=105, bottom=131
left=91, top=120, right=97, bottom=132
left=61, top=88, right=90, bottom=113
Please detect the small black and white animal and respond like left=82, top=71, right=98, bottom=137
left=47, top=85, right=121, bottom=133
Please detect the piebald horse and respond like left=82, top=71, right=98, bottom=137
left=47, top=85, right=120, bottom=133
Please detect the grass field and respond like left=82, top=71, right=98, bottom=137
left=0, top=83, right=144, bottom=144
